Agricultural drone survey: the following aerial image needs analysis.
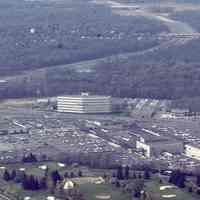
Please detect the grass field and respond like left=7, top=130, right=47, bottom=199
left=145, top=179, right=199, bottom=200
left=0, top=176, right=47, bottom=200
left=1, top=162, right=200, bottom=200
left=0, top=162, right=71, bottom=200
left=0, top=162, right=131, bottom=200
left=1, top=162, right=82, bottom=177
left=79, top=183, right=131, bottom=200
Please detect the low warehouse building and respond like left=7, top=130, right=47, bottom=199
left=185, top=144, right=200, bottom=161
left=136, top=134, right=183, bottom=157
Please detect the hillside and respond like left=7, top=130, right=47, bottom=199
left=1, top=0, right=200, bottom=103
left=0, top=0, right=168, bottom=76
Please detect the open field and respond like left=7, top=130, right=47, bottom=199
left=0, top=162, right=200, bottom=200
left=79, top=183, right=131, bottom=200
left=145, top=179, right=199, bottom=200
left=0, top=162, right=131, bottom=200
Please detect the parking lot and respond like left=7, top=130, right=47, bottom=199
left=0, top=107, right=138, bottom=167
left=0, top=106, right=200, bottom=171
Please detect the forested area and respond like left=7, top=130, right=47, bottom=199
left=1, top=0, right=200, bottom=108
left=2, top=61, right=200, bottom=102
left=0, top=0, right=168, bottom=76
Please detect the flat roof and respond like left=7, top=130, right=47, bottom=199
left=136, top=129, right=179, bottom=144
left=186, top=143, right=200, bottom=149
left=58, top=95, right=111, bottom=98
left=140, top=133, right=169, bottom=142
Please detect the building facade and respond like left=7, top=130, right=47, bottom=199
left=185, top=144, right=200, bottom=160
left=57, top=93, right=112, bottom=113
left=136, top=134, right=184, bottom=157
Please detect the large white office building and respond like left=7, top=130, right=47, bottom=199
left=57, top=93, right=112, bottom=113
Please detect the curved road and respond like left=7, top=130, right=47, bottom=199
left=92, top=0, right=197, bottom=34
left=1, top=0, right=199, bottom=81
left=147, top=14, right=197, bottom=34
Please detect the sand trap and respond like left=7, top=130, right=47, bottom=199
left=57, top=163, right=65, bottom=167
left=24, top=197, right=31, bottom=200
left=38, top=165, right=47, bottom=170
left=95, top=177, right=105, bottom=184
left=160, top=185, right=176, bottom=190
left=46, top=196, right=55, bottom=200
left=162, top=194, right=176, bottom=198
left=96, top=193, right=111, bottom=200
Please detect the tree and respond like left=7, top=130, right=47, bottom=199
left=3, top=170, right=11, bottom=181
left=125, top=165, right=130, bottom=180
left=112, top=172, right=116, bottom=178
left=22, top=174, right=28, bottom=190
left=132, top=172, right=137, bottom=179
left=10, top=169, right=17, bottom=180
left=40, top=177, right=47, bottom=190
left=116, top=165, right=123, bottom=180
left=138, top=173, right=142, bottom=179
left=22, top=153, right=37, bottom=163
left=34, top=178, right=40, bottom=190
left=70, top=172, right=75, bottom=178
left=44, top=166, right=49, bottom=177
left=57, top=43, right=63, bottom=49
left=133, top=189, right=141, bottom=198
left=103, top=173, right=107, bottom=179
left=196, top=174, right=200, bottom=186
left=188, top=187, right=193, bottom=193
left=64, top=172, right=69, bottom=178
left=29, top=175, right=36, bottom=190
left=51, top=170, right=62, bottom=186
left=115, top=181, right=120, bottom=188
left=144, top=169, right=151, bottom=180
left=169, top=170, right=180, bottom=184
left=78, top=170, right=82, bottom=177
left=22, top=174, right=41, bottom=191
left=169, top=170, right=185, bottom=188
left=177, top=173, right=185, bottom=188
left=132, top=179, right=144, bottom=199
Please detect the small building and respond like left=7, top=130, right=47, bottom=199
left=63, top=180, right=74, bottom=190
left=136, top=134, right=183, bottom=157
left=170, top=108, right=190, bottom=117
left=57, top=93, right=112, bottom=114
left=185, top=144, right=200, bottom=161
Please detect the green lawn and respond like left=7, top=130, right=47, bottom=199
left=0, top=181, right=47, bottom=200
left=145, top=179, right=199, bottom=200
left=79, top=183, right=131, bottom=200
left=0, top=162, right=120, bottom=200
left=0, top=162, right=87, bottom=200
left=3, top=162, right=198, bottom=200
left=2, top=162, right=82, bottom=177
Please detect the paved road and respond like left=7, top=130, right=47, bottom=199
left=1, top=0, right=199, bottom=83
left=93, top=0, right=197, bottom=34
left=0, top=193, right=13, bottom=200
